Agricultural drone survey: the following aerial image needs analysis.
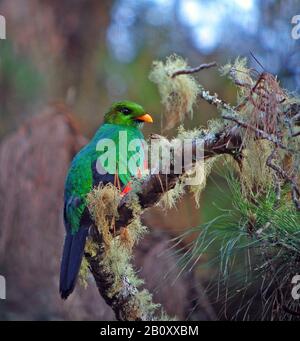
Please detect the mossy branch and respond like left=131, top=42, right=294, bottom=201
left=83, top=121, right=242, bottom=321
left=116, top=56, right=300, bottom=229
left=82, top=185, right=169, bottom=321
left=115, top=123, right=243, bottom=230
left=81, top=55, right=300, bottom=321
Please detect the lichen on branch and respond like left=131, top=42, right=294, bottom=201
left=80, top=54, right=300, bottom=321
left=83, top=184, right=172, bottom=321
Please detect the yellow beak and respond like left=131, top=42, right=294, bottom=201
left=136, top=113, right=153, bottom=123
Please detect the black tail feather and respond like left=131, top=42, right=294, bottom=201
left=59, top=228, right=88, bottom=299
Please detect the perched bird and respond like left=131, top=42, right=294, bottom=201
left=59, top=101, right=153, bottom=299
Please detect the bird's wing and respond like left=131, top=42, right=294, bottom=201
left=60, top=143, right=94, bottom=299
left=64, top=143, right=94, bottom=234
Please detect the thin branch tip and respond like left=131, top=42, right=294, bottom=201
left=171, top=61, right=217, bottom=78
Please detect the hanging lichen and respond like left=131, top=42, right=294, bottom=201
left=149, top=54, right=201, bottom=130
left=158, top=178, right=186, bottom=210
left=157, top=125, right=219, bottom=209
left=237, top=139, right=274, bottom=198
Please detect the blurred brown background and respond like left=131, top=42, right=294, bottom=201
left=0, top=0, right=299, bottom=320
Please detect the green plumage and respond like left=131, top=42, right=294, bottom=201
left=64, top=123, right=145, bottom=233
left=60, top=101, right=153, bottom=299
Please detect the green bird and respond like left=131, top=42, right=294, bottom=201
left=59, top=101, right=153, bottom=299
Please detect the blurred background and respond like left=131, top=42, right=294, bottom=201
left=0, top=0, right=299, bottom=320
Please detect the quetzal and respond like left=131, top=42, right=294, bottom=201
left=59, top=101, right=153, bottom=299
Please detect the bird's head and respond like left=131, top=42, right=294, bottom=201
left=104, top=101, right=153, bottom=128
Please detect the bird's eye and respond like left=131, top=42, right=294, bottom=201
left=120, top=108, right=131, bottom=115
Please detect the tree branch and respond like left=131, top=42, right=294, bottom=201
left=115, top=123, right=243, bottom=230
left=85, top=227, right=161, bottom=321
left=171, top=61, right=217, bottom=78
left=84, top=59, right=300, bottom=321
left=85, top=120, right=243, bottom=321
